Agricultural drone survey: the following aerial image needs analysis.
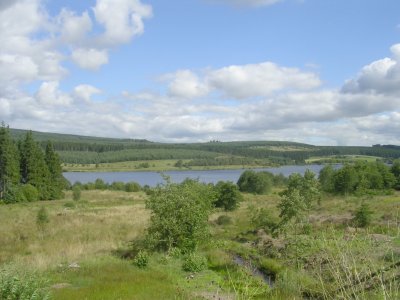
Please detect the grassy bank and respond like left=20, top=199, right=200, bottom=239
left=62, top=159, right=270, bottom=172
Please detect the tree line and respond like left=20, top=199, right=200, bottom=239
left=0, top=124, right=64, bottom=203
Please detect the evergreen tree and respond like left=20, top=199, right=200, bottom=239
left=20, top=131, right=51, bottom=200
left=45, top=141, right=64, bottom=199
left=0, top=123, right=20, bottom=199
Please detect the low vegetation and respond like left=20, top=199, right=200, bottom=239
left=2, top=124, right=400, bottom=299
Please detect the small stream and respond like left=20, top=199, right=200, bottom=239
left=233, top=255, right=275, bottom=288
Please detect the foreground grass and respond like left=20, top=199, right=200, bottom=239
left=1, top=189, right=399, bottom=299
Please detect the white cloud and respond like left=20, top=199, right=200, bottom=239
left=0, top=98, right=11, bottom=117
left=74, top=84, right=102, bottom=103
left=207, top=62, right=321, bottom=99
left=58, top=9, right=92, bottom=44
left=93, top=0, right=152, bottom=46
left=342, top=44, right=400, bottom=95
left=71, top=48, right=109, bottom=71
left=165, top=70, right=209, bottom=99
left=36, top=81, right=72, bottom=106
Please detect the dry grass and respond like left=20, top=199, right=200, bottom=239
left=0, top=190, right=149, bottom=272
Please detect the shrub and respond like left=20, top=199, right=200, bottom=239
left=110, top=181, right=125, bottom=191
left=125, top=182, right=141, bottom=192
left=3, top=184, right=26, bottom=204
left=0, top=271, right=51, bottom=300
left=133, top=250, right=149, bottom=268
left=214, top=181, right=243, bottom=211
left=353, top=203, right=373, bottom=228
left=72, top=185, right=81, bottom=201
left=21, top=184, right=39, bottom=202
left=237, top=170, right=273, bottom=194
left=145, top=179, right=215, bottom=253
left=94, top=178, right=107, bottom=190
left=182, top=253, right=207, bottom=272
left=36, top=206, right=50, bottom=229
left=216, top=215, right=232, bottom=226
left=251, top=208, right=279, bottom=234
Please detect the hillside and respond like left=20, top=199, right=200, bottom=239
left=9, top=128, right=400, bottom=168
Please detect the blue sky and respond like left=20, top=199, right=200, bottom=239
left=1, top=0, right=400, bottom=145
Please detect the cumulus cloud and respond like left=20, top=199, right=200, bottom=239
left=71, top=48, right=109, bottom=70
left=207, top=62, right=321, bottom=99
left=93, top=0, right=152, bottom=46
left=74, top=84, right=102, bottom=103
left=36, top=81, right=72, bottom=106
left=164, top=70, right=209, bottom=99
left=58, top=9, right=92, bottom=44
left=342, top=43, right=400, bottom=95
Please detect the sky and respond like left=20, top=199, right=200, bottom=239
left=0, top=0, right=400, bottom=146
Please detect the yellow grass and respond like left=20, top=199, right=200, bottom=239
left=0, top=190, right=149, bottom=272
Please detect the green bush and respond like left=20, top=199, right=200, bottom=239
left=110, top=181, right=126, bottom=191
left=216, top=215, right=232, bottom=225
left=3, top=184, right=26, bottom=204
left=72, top=186, right=81, bottom=201
left=251, top=208, right=279, bottom=234
left=94, top=178, right=107, bottom=190
left=125, top=182, right=141, bottom=192
left=21, top=184, right=39, bottom=202
left=353, top=203, right=373, bottom=228
left=182, top=253, right=207, bottom=272
left=214, top=181, right=243, bottom=211
left=237, top=170, right=273, bottom=194
left=133, top=250, right=149, bottom=268
left=145, top=179, right=215, bottom=253
left=36, top=206, right=50, bottom=229
left=0, top=270, right=50, bottom=300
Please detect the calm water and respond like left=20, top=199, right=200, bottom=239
left=63, top=164, right=336, bottom=187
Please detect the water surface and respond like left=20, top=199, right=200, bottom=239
left=63, top=164, right=335, bottom=187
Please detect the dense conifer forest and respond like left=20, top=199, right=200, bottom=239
left=0, top=125, right=65, bottom=203
left=7, top=128, right=400, bottom=166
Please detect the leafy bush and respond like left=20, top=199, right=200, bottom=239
left=0, top=270, right=51, bottom=300
left=21, top=184, right=39, bottom=202
left=110, top=181, right=125, bottom=191
left=72, top=185, right=81, bottom=201
left=182, top=253, right=207, bottom=272
left=214, top=181, right=243, bottom=211
left=145, top=179, right=215, bottom=253
left=251, top=208, right=279, bottom=234
left=3, top=184, right=26, bottom=204
left=237, top=170, right=273, bottom=194
left=36, top=206, right=50, bottom=229
left=216, top=215, right=232, bottom=226
left=94, top=178, right=107, bottom=190
left=353, top=203, right=373, bottom=228
left=133, top=250, right=149, bottom=268
left=125, top=182, right=141, bottom=192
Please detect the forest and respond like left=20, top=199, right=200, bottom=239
left=0, top=125, right=65, bottom=203
left=8, top=128, right=400, bottom=166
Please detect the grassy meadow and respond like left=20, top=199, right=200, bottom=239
left=62, top=159, right=267, bottom=172
left=1, top=187, right=399, bottom=299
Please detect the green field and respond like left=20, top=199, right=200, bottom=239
left=62, top=159, right=269, bottom=172
left=1, top=188, right=399, bottom=299
left=10, top=128, right=400, bottom=169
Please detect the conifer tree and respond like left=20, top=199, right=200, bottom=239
left=20, top=131, right=51, bottom=200
left=0, top=123, right=20, bottom=199
left=45, top=141, right=64, bottom=199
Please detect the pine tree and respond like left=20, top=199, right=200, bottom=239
left=20, top=131, right=51, bottom=200
left=0, top=123, right=20, bottom=199
left=45, top=141, right=64, bottom=199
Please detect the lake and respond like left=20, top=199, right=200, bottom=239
left=63, top=164, right=337, bottom=187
